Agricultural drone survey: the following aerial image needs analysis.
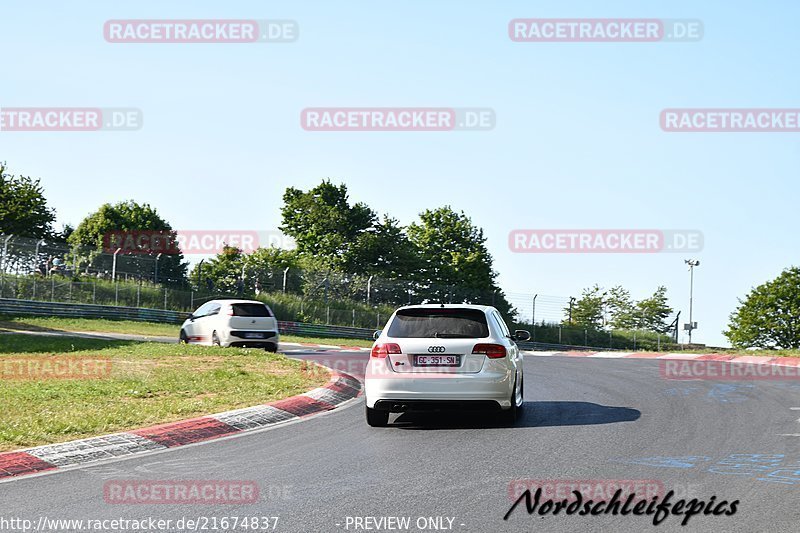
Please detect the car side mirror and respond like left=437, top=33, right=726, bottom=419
left=513, top=330, right=531, bottom=342
left=187, top=314, right=196, bottom=322
left=373, top=330, right=382, bottom=340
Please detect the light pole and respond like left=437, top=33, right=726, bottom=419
left=35, top=239, right=45, bottom=273
left=154, top=252, right=162, bottom=284
left=684, top=259, right=700, bottom=343
left=366, top=275, right=374, bottom=305
left=111, top=248, right=122, bottom=280
left=0, top=234, right=13, bottom=274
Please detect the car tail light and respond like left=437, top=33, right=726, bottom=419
left=472, top=343, right=506, bottom=359
left=225, top=306, right=234, bottom=316
left=371, top=343, right=401, bottom=358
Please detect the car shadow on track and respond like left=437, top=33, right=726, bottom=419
left=392, top=401, right=640, bottom=430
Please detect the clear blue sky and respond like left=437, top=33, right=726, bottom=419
left=2, top=1, right=798, bottom=346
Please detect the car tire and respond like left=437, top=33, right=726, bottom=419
left=502, top=378, right=519, bottom=426
left=366, top=405, right=389, bottom=427
left=212, top=331, right=221, bottom=347
left=264, top=343, right=278, bottom=353
left=179, top=330, right=188, bottom=344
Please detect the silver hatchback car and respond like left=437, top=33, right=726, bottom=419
left=364, top=304, right=530, bottom=427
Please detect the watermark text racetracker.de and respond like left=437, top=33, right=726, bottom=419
left=508, top=229, right=703, bottom=253
left=508, top=479, right=664, bottom=503
left=661, top=360, right=800, bottom=381
left=0, top=516, right=280, bottom=532
left=0, top=108, right=142, bottom=132
left=104, top=19, right=297, bottom=43
left=103, top=480, right=260, bottom=504
left=102, top=230, right=295, bottom=255
left=0, top=356, right=112, bottom=380
left=509, top=18, right=703, bottom=42
left=661, top=109, right=800, bottom=132
left=301, top=108, right=495, bottom=131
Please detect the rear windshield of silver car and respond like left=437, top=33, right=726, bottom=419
left=231, top=303, right=272, bottom=317
left=387, top=309, right=489, bottom=338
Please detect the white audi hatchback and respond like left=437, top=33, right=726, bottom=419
left=180, top=299, right=280, bottom=352
left=364, top=304, right=530, bottom=427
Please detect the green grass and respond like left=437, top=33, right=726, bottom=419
left=0, top=316, right=376, bottom=347
left=0, top=334, right=138, bottom=354
left=0, top=334, right=329, bottom=451
left=5, top=315, right=799, bottom=355
left=0, top=315, right=179, bottom=337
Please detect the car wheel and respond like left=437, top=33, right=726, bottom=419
left=264, top=343, right=278, bottom=353
left=179, top=330, right=188, bottom=344
left=212, top=331, right=221, bottom=347
left=366, top=405, right=389, bottom=427
left=502, top=378, right=519, bottom=426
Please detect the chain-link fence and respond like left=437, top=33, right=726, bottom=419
left=0, top=233, right=505, bottom=325
left=0, top=233, right=185, bottom=285
left=0, top=272, right=397, bottom=329
left=0, top=234, right=680, bottom=348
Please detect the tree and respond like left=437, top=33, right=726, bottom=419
left=570, top=284, right=673, bottom=333
left=190, top=246, right=305, bottom=296
left=606, top=285, right=638, bottom=329
left=348, top=215, right=420, bottom=279
left=280, top=180, right=432, bottom=305
left=407, top=207, right=493, bottom=290
left=279, top=183, right=515, bottom=317
left=68, top=200, right=187, bottom=284
left=280, top=180, right=376, bottom=271
left=54, top=224, right=75, bottom=243
left=0, top=163, right=56, bottom=239
left=243, top=247, right=301, bottom=293
left=407, top=206, right=515, bottom=318
left=636, top=286, right=673, bottom=333
left=566, top=285, right=605, bottom=329
left=725, top=267, right=800, bottom=349
left=191, top=245, right=245, bottom=294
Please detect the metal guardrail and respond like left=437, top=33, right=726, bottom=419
left=0, top=298, right=614, bottom=349
left=277, top=321, right=375, bottom=340
left=517, top=340, right=604, bottom=352
left=0, top=297, right=185, bottom=324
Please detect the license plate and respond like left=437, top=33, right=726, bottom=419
left=413, top=354, right=460, bottom=367
left=244, top=332, right=264, bottom=339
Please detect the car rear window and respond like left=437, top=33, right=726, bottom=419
left=387, top=308, right=489, bottom=338
left=231, top=303, right=272, bottom=317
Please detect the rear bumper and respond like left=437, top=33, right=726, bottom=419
left=228, top=330, right=278, bottom=340
left=228, top=341, right=278, bottom=350
left=222, top=330, right=279, bottom=349
left=364, top=360, right=514, bottom=409
left=372, top=399, right=504, bottom=412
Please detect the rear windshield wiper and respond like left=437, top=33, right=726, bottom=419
left=433, top=332, right=474, bottom=338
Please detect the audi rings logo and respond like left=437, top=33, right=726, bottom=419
left=428, top=346, right=446, bottom=353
